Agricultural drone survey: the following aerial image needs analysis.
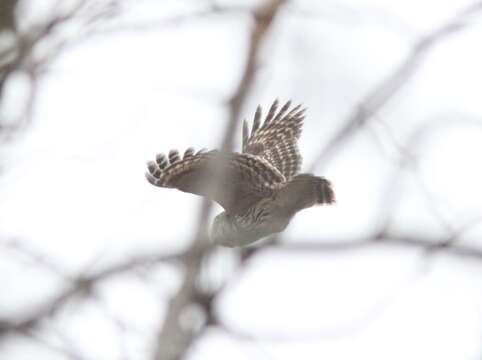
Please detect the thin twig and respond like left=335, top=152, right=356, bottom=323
left=310, top=1, right=482, bottom=172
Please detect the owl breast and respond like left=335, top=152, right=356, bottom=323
left=211, top=205, right=290, bottom=247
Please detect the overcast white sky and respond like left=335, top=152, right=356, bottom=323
left=1, top=0, right=482, bottom=359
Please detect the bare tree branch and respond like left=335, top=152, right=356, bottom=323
left=267, top=224, right=482, bottom=261
left=310, top=1, right=482, bottom=172
left=152, top=1, right=286, bottom=359
left=0, top=250, right=181, bottom=340
left=0, top=0, right=119, bottom=139
left=83, top=3, right=251, bottom=37
left=0, top=0, right=17, bottom=31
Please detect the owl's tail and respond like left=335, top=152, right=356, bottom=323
left=277, top=174, right=335, bottom=214
left=313, top=176, right=336, bottom=205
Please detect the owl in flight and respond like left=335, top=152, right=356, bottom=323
left=146, top=100, right=335, bottom=247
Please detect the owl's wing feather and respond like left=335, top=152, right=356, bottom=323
left=242, top=100, right=305, bottom=180
left=146, top=148, right=285, bottom=214
left=275, top=174, right=335, bottom=216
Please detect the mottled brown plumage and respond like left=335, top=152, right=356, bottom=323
left=242, top=100, right=304, bottom=179
left=146, top=100, right=335, bottom=247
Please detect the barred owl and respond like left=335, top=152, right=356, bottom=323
left=145, top=100, right=335, bottom=247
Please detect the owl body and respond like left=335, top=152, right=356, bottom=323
left=146, top=100, right=335, bottom=247
left=212, top=197, right=290, bottom=247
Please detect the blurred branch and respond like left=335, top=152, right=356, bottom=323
left=152, top=1, right=286, bottom=360
left=21, top=330, right=88, bottom=360
left=370, top=116, right=482, bottom=235
left=2, top=221, right=479, bottom=345
left=2, top=212, right=478, bottom=342
left=212, top=261, right=416, bottom=343
left=0, top=0, right=119, bottom=139
left=0, top=0, right=17, bottom=31
left=267, top=220, right=482, bottom=260
left=310, top=0, right=482, bottom=171
left=0, top=238, right=69, bottom=277
left=222, top=1, right=283, bottom=151
left=84, top=3, right=250, bottom=37
left=0, top=250, right=181, bottom=339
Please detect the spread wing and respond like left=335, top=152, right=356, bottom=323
left=145, top=148, right=285, bottom=215
left=242, top=100, right=305, bottom=180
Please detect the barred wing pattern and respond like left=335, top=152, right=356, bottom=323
left=242, top=100, right=305, bottom=180
left=146, top=100, right=335, bottom=247
left=145, top=148, right=286, bottom=215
